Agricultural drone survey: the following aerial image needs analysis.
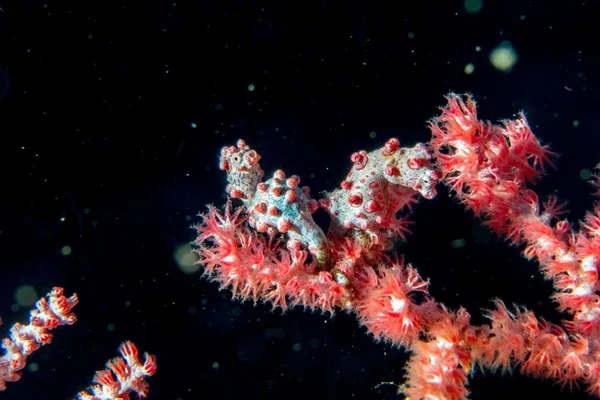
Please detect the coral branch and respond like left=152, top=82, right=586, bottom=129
left=77, top=341, right=157, bottom=400
left=195, top=93, right=600, bottom=399
left=0, top=287, right=78, bottom=391
left=430, top=93, right=600, bottom=395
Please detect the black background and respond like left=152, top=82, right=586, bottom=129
left=0, top=1, right=599, bottom=399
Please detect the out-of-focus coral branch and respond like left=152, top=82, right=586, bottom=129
left=0, top=287, right=78, bottom=391
left=77, top=341, right=157, bottom=400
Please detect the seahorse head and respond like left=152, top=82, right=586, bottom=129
left=219, top=139, right=264, bottom=200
